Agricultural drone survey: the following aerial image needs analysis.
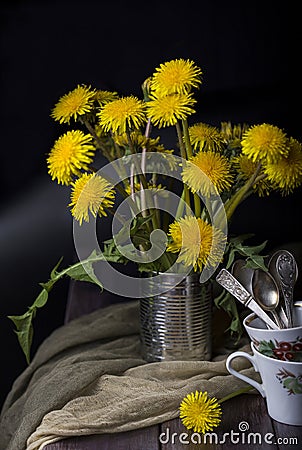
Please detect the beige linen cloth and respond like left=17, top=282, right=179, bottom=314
left=0, top=300, right=257, bottom=450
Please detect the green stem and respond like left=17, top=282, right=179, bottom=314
left=219, top=385, right=254, bottom=404
left=126, top=130, right=161, bottom=235
left=112, top=138, right=123, bottom=159
left=182, top=118, right=193, bottom=158
left=193, top=192, right=201, bottom=218
left=82, top=119, right=112, bottom=161
left=180, top=119, right=201, bottom=217
left=110, top=138, right=132, bottom=192
left=224, top=163, right=262, bottom=221
left=126, top=130, right=149, bottom=190
left=176, top=121, right=186, bottom=159
left=175, top=189, right=186, bottom=219
left=176, top=122, right=191, bottom=215
left=159, top=251, right=174, bottom=272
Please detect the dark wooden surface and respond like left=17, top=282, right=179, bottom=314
left=45, top=281, right=302, bottom=449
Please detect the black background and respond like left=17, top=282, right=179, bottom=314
left=0, top=0, right=300, bottom=408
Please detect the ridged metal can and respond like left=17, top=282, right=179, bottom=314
left=139, top=272, right=212, bottom=362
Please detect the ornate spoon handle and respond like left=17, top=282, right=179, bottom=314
left=276, top=252, right=298, bottom=328
left=216, top=269, right=279, bottom=330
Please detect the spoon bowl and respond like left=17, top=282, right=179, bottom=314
left=232, top=260, right=284, bottom=328
left=231, top=259, right=254, bottom=295
left=252, top=269, right=284, bottom=328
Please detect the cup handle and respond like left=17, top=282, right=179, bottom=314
left=226, top=351, right=265, bottom=397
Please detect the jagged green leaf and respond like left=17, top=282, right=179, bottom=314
left=7, top=251, right=111, bottom=364
left=112, top=219, right=132, bottom=246
left=228, top=233, right=254, bottom=246
left=225, top=248, right=236, bottom=269
left=8, top=310, right=35, bottom=364
left=50, top=256, right=64, bottom=279
left=32, top=288, right=49, bottom=308
left=133, top=214, right=154, bottom=230
left=258, top=340, right=275, bottom=357
left=240, top=240, right=268, bottom=256
left=225, top=235, right=268, bottom=271
left=65, top=261, right=103, bottom=289
left=245, top=254, right=268, bottom=271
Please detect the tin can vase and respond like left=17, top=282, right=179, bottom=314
left=139, top=272, right=212, bottom=362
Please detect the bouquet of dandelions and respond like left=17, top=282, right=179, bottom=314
left=9, top=58, right=302, bottom=363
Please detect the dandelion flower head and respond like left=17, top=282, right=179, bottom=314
left=241, top=123, right=288, bottom=164
left=180, top=391, right=222, bottom=434
left=220, top=122, right=249, bottom=149
left=263, top=137, right=302, bottom=195
left=113, top=130, right=157, bottom=151
left=150, top=59, right=202, bottom=96
left=146, top=93, right=196, bottom=128
left=189, top=122, right=225, bottom=152
left=51, top=85, right=96, bottom=124
left=167, top=216, right=226, bottom=272
left=94, top=90, right=119, bottom=106
left=182, top=151, right=233, bottom=196
left=233, top=154, right=271, bottom=196
left=69, top=173, right=115, bottom=224
left=47, top=130, right=95, bottom=185
left=97, top=96, right=147, bottom=134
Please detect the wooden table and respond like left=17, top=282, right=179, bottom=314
left=45, top=281, right=302, bottom=450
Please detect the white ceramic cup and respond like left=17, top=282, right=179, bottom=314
left=226, top=343, right=302, bottom=425
left=243, top=312, right=302, bottom=362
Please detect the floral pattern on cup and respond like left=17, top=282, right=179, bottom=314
left=276, top=368, right=302, bottom=395
left=250, top=336, right=302, bottom=362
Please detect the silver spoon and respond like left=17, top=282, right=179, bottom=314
left=232, top=260, right=285, bottom=328
left=252, top=268, right=284, bottom=329
left=216, top=268, right=280, bottom=330
left=232, top=259, right=254, bottom=295
left=268, top=250, right=295, bottom=328
left=274, top=250, right=298, bottom=328
left=294, top=300, right=302, bottom=326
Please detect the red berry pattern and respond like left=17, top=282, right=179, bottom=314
left=273, top=340, right=302, bottom=361
left=293, top=343, right=302, bottom=352
left=272, top=341, right=296, bottom=360
left=253, top=336, right=302, bottom=362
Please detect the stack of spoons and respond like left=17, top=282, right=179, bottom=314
left=216, top=249, right=300, bottom=330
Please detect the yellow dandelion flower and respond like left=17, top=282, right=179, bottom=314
left=180, top=391, right=222, bottom=434
left=94, top=90, right=119, bottom=105
left=241, top=123, right=288, bottom=163
left=113, top=130, right=174, bottom=154
left=220, top=122, right=249, bottom=141
left=167, top=216, right=226, bottom=272
left=113, top=130, right=150, bottom=149
left=263, top=137, right=302, bottom=195
left=125, top=181, right=167, bottom=197
left=125, top=181, right=141, bottom=196
left=51, top=85, right=96, bottom=124
left=150, top=59, right=202, bottom=96
left=188, top=122, right=225, bottom=152
left=182, top=151, right=233, bottom=196
left=97, top=96, right=147, bottom=134
left=220, top=121, right=249, bottom=149
left=146, top=93, right=196, bottom=128
left=47, top=130, right=96, bottom=185
left=94, top=123, right=108, bottom=139
left=69, top=173, right=115, bottom=225
left=233, top=154, right=271, bottom=196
